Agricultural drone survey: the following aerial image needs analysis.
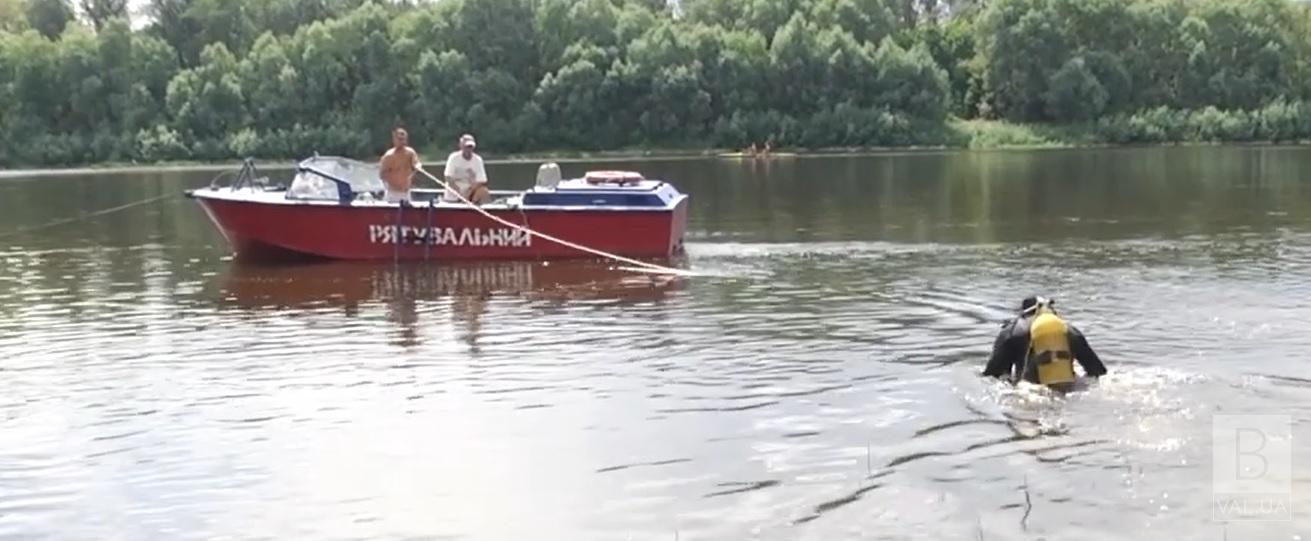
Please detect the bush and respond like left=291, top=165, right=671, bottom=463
left=954, top=119, right=1059, bottom=148
left=281, top=126, right=371, bottom=158
left=1255, top=100, right=1311, bottom=142
left=190, top=138, right=228, bottom=161
left=1092, top=101, right=1311, bottom=145
left=136, top=125, right=189, bottom=162
left=90, top=131, right=133, bottom=163
left=226, top=128, right=260, bottom=158
left=711, top=110, right=793, bottom=148
left=1188, top=107, right=1232, bottom=141
left=1206, top=108, right=1254, bottom=141
left=18, top=134, right=83, bottom=165
left=256, top=130, right=293, bottom=159
left=1044, top=57, right=1109, bottom=122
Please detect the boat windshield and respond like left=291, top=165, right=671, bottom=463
left=287, top=156, right=385, bottom=201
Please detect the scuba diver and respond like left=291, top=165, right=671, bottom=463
left=982, top=296, right=1108, bottom=391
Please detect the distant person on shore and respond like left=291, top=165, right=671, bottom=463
left=379, top=127, right=421, bottom=204
left=443, top=133, right=490, bottom=204
left=982, top=296, right=1108, bottom=392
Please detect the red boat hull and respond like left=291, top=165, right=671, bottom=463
left=193, top=195, right=689, bottom=261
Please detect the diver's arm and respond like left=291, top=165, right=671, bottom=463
left=1068, top=326, right=1108, bottom=377
left=982, top=322, right=1018, bottom=379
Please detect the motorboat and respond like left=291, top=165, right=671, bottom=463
left=185, top=156, right=689, bottom=261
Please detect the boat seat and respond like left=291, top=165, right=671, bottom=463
left=536, top=163, right=562, bottom=189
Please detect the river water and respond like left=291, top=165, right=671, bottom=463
left=1, top=147, right=1309, bottom=540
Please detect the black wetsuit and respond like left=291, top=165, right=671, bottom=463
left=982, top=315, right=1108, bottom=383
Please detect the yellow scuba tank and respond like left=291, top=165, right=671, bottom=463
left=1027, top=305, right=1076, bottom=387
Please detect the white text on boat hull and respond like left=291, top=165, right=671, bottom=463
left=368, top=225, right=532, bottom=248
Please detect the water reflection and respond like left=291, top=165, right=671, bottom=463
left=215, top=259, right=687, bottom=309
left=213, top=260, right=688, bottom=348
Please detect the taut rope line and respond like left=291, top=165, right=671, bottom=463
left=0, top=193, right=174, bottom=240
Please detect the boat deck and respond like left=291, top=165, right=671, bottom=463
left=188, top=186, right=685, bottom=213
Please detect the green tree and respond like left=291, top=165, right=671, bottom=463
left=146, top=0, right=199, bottom=64
left=703, top=27, right=770, bottom=116
left=533, top=45, right=619, bottom=146
left=187, top=0, right=255, bottom=57
left=767, top=13, right=826, bottom=111
left=809, top=0, right=899, bottom=45
left=240, top=32, right=298, bottom=130
left=408, top=49, right=473, bottom=144
left=1044, top=56, right=1108, bottom=121
left=90, top=19, right=174, bottom=132
left=1185, top=0, right=1306, bottom=109
left=444, top=0, right=539, bottom=82
left=165, top=43, right=247, bottom=141
left=871, top=39, right=949, bottom=118
left=6, top=29, right=64, bottom=126
left=147, top=0, right=254, bottom=66
left=900, top=14, right=978, bottom=116
left=249, top=0, right=370, bottom=36
left=8, top=0, right=1311, bottom=167
left=535, top=0, right=623, bottom=72
left=286, top=20, right=350, bottom=125
left=131, top=30, right=179, bottom=101
left=1119, top=0, right=1189, bottom=107
left=26, top=0, right=73, bottom=39
left=683, top=0, right=802, bottom=44
left=60, top=28, right=106, bottom=132
left=79, top=0, right=126, bottom=30
left=1081, top=50, right=1131, bottom=113
left=0, top=0, right=29, bottom=32
left=974, top=0, right=1072, bottom=119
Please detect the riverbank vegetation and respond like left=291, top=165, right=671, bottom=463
left=3, top=0, right=1311, bottom=166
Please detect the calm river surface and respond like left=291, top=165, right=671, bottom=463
left=2, top=147, right=1310, bottom=540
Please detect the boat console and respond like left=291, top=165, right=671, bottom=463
left=518, top=168, right=683, bottom=209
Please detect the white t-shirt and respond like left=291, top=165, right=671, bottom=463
left=443, top=151, right=487, bottom=201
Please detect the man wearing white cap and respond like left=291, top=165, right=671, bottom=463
left=443, top=133, right=490, bottom=204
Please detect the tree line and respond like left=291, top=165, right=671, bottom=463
left=2, top=0, right=1311, bottom=167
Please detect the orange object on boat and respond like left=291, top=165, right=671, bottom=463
left=584, top=171, right=645, bottom=186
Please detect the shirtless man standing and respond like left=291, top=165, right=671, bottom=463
left=380, top=127, right=421, bottom=203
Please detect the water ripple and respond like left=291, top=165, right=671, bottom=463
left=2, top=172, right=1311, bottom=540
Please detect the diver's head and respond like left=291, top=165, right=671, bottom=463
left=1020, top=295, right=1055, bottom=317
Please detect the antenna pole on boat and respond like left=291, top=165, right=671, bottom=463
left=394, top=201, right=402, bottom=265
left=425, top=198, right=434, bottom=262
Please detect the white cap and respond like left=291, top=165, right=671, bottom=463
left=460, top=134, right=476, bottom=148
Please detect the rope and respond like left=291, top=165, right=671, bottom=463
left=417, top=169, right=697, bottom=277
left=0, top=193, right=174, bottom=240
left=516, top=203, right=540, bottom=264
